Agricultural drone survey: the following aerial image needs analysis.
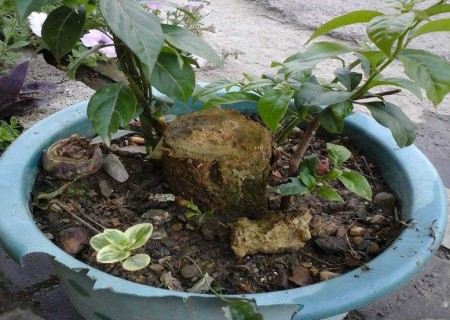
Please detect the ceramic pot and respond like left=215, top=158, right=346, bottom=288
left=0, top=101, right=447, bottom=320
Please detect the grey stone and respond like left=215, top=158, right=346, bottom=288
left=373, top=192, right=397, bottom=211
left=102, top=154, right=129, bottom=182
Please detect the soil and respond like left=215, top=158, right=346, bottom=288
left=31, top=128, right=404, bottom=295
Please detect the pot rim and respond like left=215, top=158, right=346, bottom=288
left=0, top=100, right=447, bottom=319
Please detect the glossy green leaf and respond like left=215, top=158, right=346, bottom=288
left=327, top=168, right=343, bottom=180
left=326, top=143, right=351, bottom=166
left=319, top=101, right=353, bottom=133
left=257, top=88, right=294, bottom=133
left=222, top=299, right=263, bottom=320
left=367, top=12, right=415, bottom=58
left=366, top=76, right=423, bottom=100
left=90, top=233, right=110, bottom=252
left=122, top=254, right=151, bottom=271
left=99, top=0, right=164, bottom=78
left=364, top=101, right=417, bottom=147
left=240, top=79, right=275, bottom=92
left=424, top=3, right=450, bottom=17
left=97, top=245, right=130, bottom=263
left=295, top=83, right=328, bottom=106
left=338, top=171, right=372, bottom=201
left=87, top=83, right=137, bottom=146
left=299, top=172, right=316, bottom=189
left=161, top=24, right=221, bottom=65
left=124, top=223, right=153, bottom=250
left=412, top=19, right=450, bottom=38
left=41, top=5, right=86, bottom=61
left=317, top=187, right=344, bottom=202
left=194, top=80, right=236, bottom=99
left=151, top=53, right=195, bottom=102
left=307, top=10, right=383, bottom=43
left=310, top=91, right=352, bottom=107
left=333, top=68, right=362, bottom=91
left=201, top=92, right=260, bottom=109
left=356, top=51, right=387, bottom=76
left=285, top=42, right=354, bottom=63
left=399, top=49, right=450, bottom=106
left=13, top=0, right=62, bottom=21
left=274, top=178, right=310, bottom=196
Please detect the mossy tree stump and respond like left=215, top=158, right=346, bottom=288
left=162, top=108, right=273, bottom=216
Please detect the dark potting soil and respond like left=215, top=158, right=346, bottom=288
left=31, top=131, right=404, bottom=294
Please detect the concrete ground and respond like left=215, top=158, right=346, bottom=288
left=1, top=0, right=449, bottom=319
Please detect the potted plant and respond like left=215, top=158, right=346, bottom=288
left=0, top=0, right=449, bottom=319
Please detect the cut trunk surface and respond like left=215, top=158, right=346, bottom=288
left=162, top=108, right=272, bottom=216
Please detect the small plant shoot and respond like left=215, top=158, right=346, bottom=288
left=275, top=143, right=372, bottom=202
left=90, top=223, right=153, bottom=271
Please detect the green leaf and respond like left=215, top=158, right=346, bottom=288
left=99, top=0, right=164, bottom=78
left=122, top=254, right=151, bottom=271
left=124, top=223, right=153, bottom=250
left=300, top=154, right=318, bottom=176
left=13, top=0, right=62, bottom=21
left=240, top=79, right=275, bottom=92
left=295, top=83, right=328, bottom=106
left=326, top=143, right=351, bottom=167
left=194, top=80, right=235, bottom=99
left=257, top=88, right=294, bottom=133
left=356, top=51, right=386, bottom=76
left=307, top=10, right=383, bottom=43
left=399, top=49, right=450, bottom=106
left=364, top=101, right=417, bottom=147
left=424, top=3, right=450, bottom=17
left=97, top=245, right=130, bottom=263
left=327, top=168, right=343, bottom=180
left=201, top=92, right=260, bottom=109
left=161, top=24, right=221, bottom=66
left=310, top=91, right=352, bottom=107
left=317, top=187, right=344, bottom=202
left=299, top=172, right=317, bottom=189
left=366, top=12, right=415, bottom=58
left=338, top=171, right=372, bottom=201
left=333, top=68, right=362, bottom=91
left=412, top=19, right=450, bottom=38
left=89, top=233, right=110, bottom=252
left=319, top=101, right=353, bottom=133
left=151, top=53, right=195, bottom=102
left=366, top=76, right=423, bottom=100
left=87, top=83, right=137, bottom=146
left=41, top=5, right=86, bottom=61
left=274, top=178, right=310, bottom=196
left=222, top=300, right=264, bottom=320
left=285, top=42, right=354, bottom=64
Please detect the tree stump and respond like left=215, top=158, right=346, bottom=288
left=162, top=108, right=272, bottom=216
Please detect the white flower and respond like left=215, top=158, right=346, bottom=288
left=28, top=12, right=48, bottom=37
left=80, top=30, right=117, bottom=58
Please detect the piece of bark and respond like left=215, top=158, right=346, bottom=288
left=162, top=108, right=272, bottom=216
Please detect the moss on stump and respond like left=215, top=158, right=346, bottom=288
left=162, top=108, right=273, bottom=216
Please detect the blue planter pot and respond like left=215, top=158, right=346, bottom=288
left=0, top=101, right=447, bottom=320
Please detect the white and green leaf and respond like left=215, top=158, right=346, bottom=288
left=97, top=245, right=130, bottom=264
left=90, top=233, right=111, bottom=252
left=122, top=254, right=151, bottom=271
left=124, top=223, right=153, bottom=250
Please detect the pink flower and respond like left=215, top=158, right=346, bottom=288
left=80, top=30, right=117, bottom=58
left=28, top=12, right=48, bottom=37
left=184, top=1, right=210, bottom=16
left=146, top=2, right=162, bottom=11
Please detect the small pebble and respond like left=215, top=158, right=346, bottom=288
left=349, top=226, right=366, bottom=237
left=171, top=223, right=183, bottom=232
left=373, top=192, right=396, bottom=211
left=181, top=264, right=199, bottom=279
left=149, top=264, right=165, bottom=273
